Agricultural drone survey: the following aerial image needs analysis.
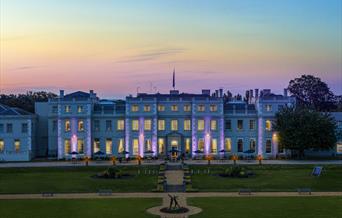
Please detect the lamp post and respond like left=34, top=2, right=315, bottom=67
left=257, top=155, right=263, bottom=165
left=112, top=156, right=116, bottom=166
left=232, top=154, right=238, bottom=165
left=137, top=155, right=142, bottom=166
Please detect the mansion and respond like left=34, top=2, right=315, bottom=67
left=1, top=88, right=341, bottom=161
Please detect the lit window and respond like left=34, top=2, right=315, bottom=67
left=118, top=139, right=125, bottom=153
left=77, top=106, right=83, bottom=113
left=197, top=105, right=205, bottom=112
left=198, top=120, right=205, bottom=131
left=266, top=139, right=272, bottom=153
left=94, top=120, right=100, bottom=131
left=144, top=119, right=152, bottom=131
left=0, top=139, right=4, bottom=152
left=65, top=120, right=71, bottom=132
left=106, top=120, right=112, bottom=131
left=144, top=105, right=151, bottom=112
left=132, top=120, right=139, bottom=131
left=171, top=120, right=178, bottom=131
left=225, top=138, right=231, bottom=152
left=131, top=105, right=139, bottom=112
left=77, top=139, right=84, bottom=153
left=184, top=119, right=191, bottom=131
left=93, top=138, right=100, bottom=153
left=265, top=104, right=272, bottom=112
left=158, top=120, right=165, bottom=131
left=106, top=138, right=112, bottom=154
left=237, top=139, right=243, bottom=152
left=210, top=105, right=217, bottom=112
left=145, top=139, right=152, bottom=151
left=64, top=139, right=71, bottom=154
left=184, top=105, right=191, bottom=112
left=265, top=120, right=272, bottom=131
left=65, top=105, right=71, bottom=113
left=211, top=139, right=217, bottom=153
left=249, top=139, right=256, bottom=152
left=185, top=138, right=191, bottom=153
left=210, top=120, right=217, bottom=131
left=249, top=120, right=255, bottom=130
left=133, top=139, right=139, bottom=155
left=158, top=105, right=165, bottom=111
left=171, top=105, right=178, bottom=111
left=78, top=120, right=84, bottom=131
left=22, top=123, right=28, bottom=133
left=158, top=138, right=165, bottom=155
left=117, top=120, right=125, bottom=130
left=198, top=139, right=204, bottom=151
left=237, top=120, right=243, bottom=130
left=336, top=142, right=342, bottom=153
left=225, top=120, right=231, bottom=130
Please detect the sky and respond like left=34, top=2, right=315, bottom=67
left=0, top=0, right=341, bottom=98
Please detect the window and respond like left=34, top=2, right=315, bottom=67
left=158, top=105, right=165, bottom=112
left=78, top=120, right=84, bottom=131
left=210, top=104, right=217, bottom=112
left=0, top=139, right=4, bottom=152
left=64, top=139, right=71, bottom=154
left=336, top=142, right=342, bottom=153
left=197, top=105, right=205, bottom=112
left=14, top=139, right=20, bottom=152
left=106, top=138, right=112, bottom=154
left=249, top=139, right=256, bottom=152
left=265, top=104, right=272, bottom=112
left=237, top=120, right=243, bottom=130
left=171, top=105, right=178, bottom=111
left=0, top=124, right=3, bottom=133
left=265, top=120, right=272, bottom=131
left=77, top=105, right=83, bottom=113
left=225, top=120, right=231, bottom=130
left=94, top=120, right=100, bottom=131
left=249, top=120, right=255, bottom=130
left=77, top=139, right=84, bottom=153
left=118, top=139, right=125, bottom=153
left=185, top=138, right=191, bottom=153
left=225, top=138, right=232, bottom=152
left=106, top=120, right=112, bottom=131
left=145, top=139, right=152, bottom=151
left=52, top=106, right=58, bottom=113
left=184, top=119, right=191, bottom=131
left=237, top=139, right=243, bottom=152
left=198, top=139, right=204, bottom=151
left=184, top=105, right=191, bottom=112
left=158, top=138, right=165, bottom=154
left=158, top=120, right=165, bottom=131
left=131, top=105, right=139, bottom=112
left=198, top=119, right=205, bottom=131
left=65, top=105, right=71, bottom=113
left=133, top=139, right=139, bottom=155
left=171, top=120, right=178, bottom=131
left=211, top=139, right=217, bottom=153
left=52, top=120, right=57, bottom=132
left=144, top=105, right=151, bottom=112
left=117, top=120, right=125, bottom=130
left=93, top=138, right=100, bottom=153
left=266, top=139, right=272, bottom=153
left=132, top=120, right=139, bottom=131
left=144, top=119, right=152, bottom=131
left=6, top=123, right=13, bottom=133
left=22, top=123, right=28, bottom=133
left=210, top=120, right=217, bottom=131
left=65, top=120, right=71, bottom=132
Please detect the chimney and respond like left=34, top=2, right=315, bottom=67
left=219, top=88, right=223, bottom=97
left=245, top=90, right=249, bottom=101
left=283, top=88, right=288, bottom=97
left=60, top=90, right=64, bottom=98
left=215, top=90, right=219, bottom=97
left=255, top=89, right=259, bottom=98
left=250, top=89, right=253, bottom=98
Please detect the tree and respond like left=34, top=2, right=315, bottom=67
left=288, top=75, right=335, bottom=111
left=274, top=106, right=337, bottom=159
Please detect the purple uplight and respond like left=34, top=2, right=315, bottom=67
left=204, top=117, right=211, bottom=155
left=139, top=117, right=145, bottom=157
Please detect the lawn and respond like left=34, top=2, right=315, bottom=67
left=0, top=198, right=160, bottom=218
left=188, top=197, right=342, bottom=218
left=190, top=165, right=342, bottom=192
left=0, top=166, right=158, bottom=194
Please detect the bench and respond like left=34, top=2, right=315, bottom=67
left=238, top=189, right=252, bottom=195
left=98, top=189, right=112, bottom=196
left=297, top=188, right=311, bottom=195
left=41, top=192, right=54, bottom=197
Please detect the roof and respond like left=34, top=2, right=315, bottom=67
left=64, top=91, right=90, bottom=99
left=0, top=104, right=33, bottom=116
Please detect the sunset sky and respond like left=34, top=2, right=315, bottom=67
left=0, top=0, right=341, bottom=98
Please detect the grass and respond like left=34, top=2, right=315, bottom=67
left=0, top=198, right=160, bottom=218
left=190, top=165, right=342, bottom=191
left=0, top=166, right=158, bottom=194
left=189, top=197, right=342, bottom=218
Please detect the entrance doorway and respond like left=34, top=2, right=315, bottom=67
left=171, top=140, right=179, bottom=158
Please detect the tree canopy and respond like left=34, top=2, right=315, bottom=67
left=274, top=106, right=337, bottom=158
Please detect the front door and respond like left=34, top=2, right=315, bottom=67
left=171, top=140, right=178, bottom=158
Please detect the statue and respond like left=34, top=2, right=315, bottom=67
left=168, top=194, right=181, bottom=210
